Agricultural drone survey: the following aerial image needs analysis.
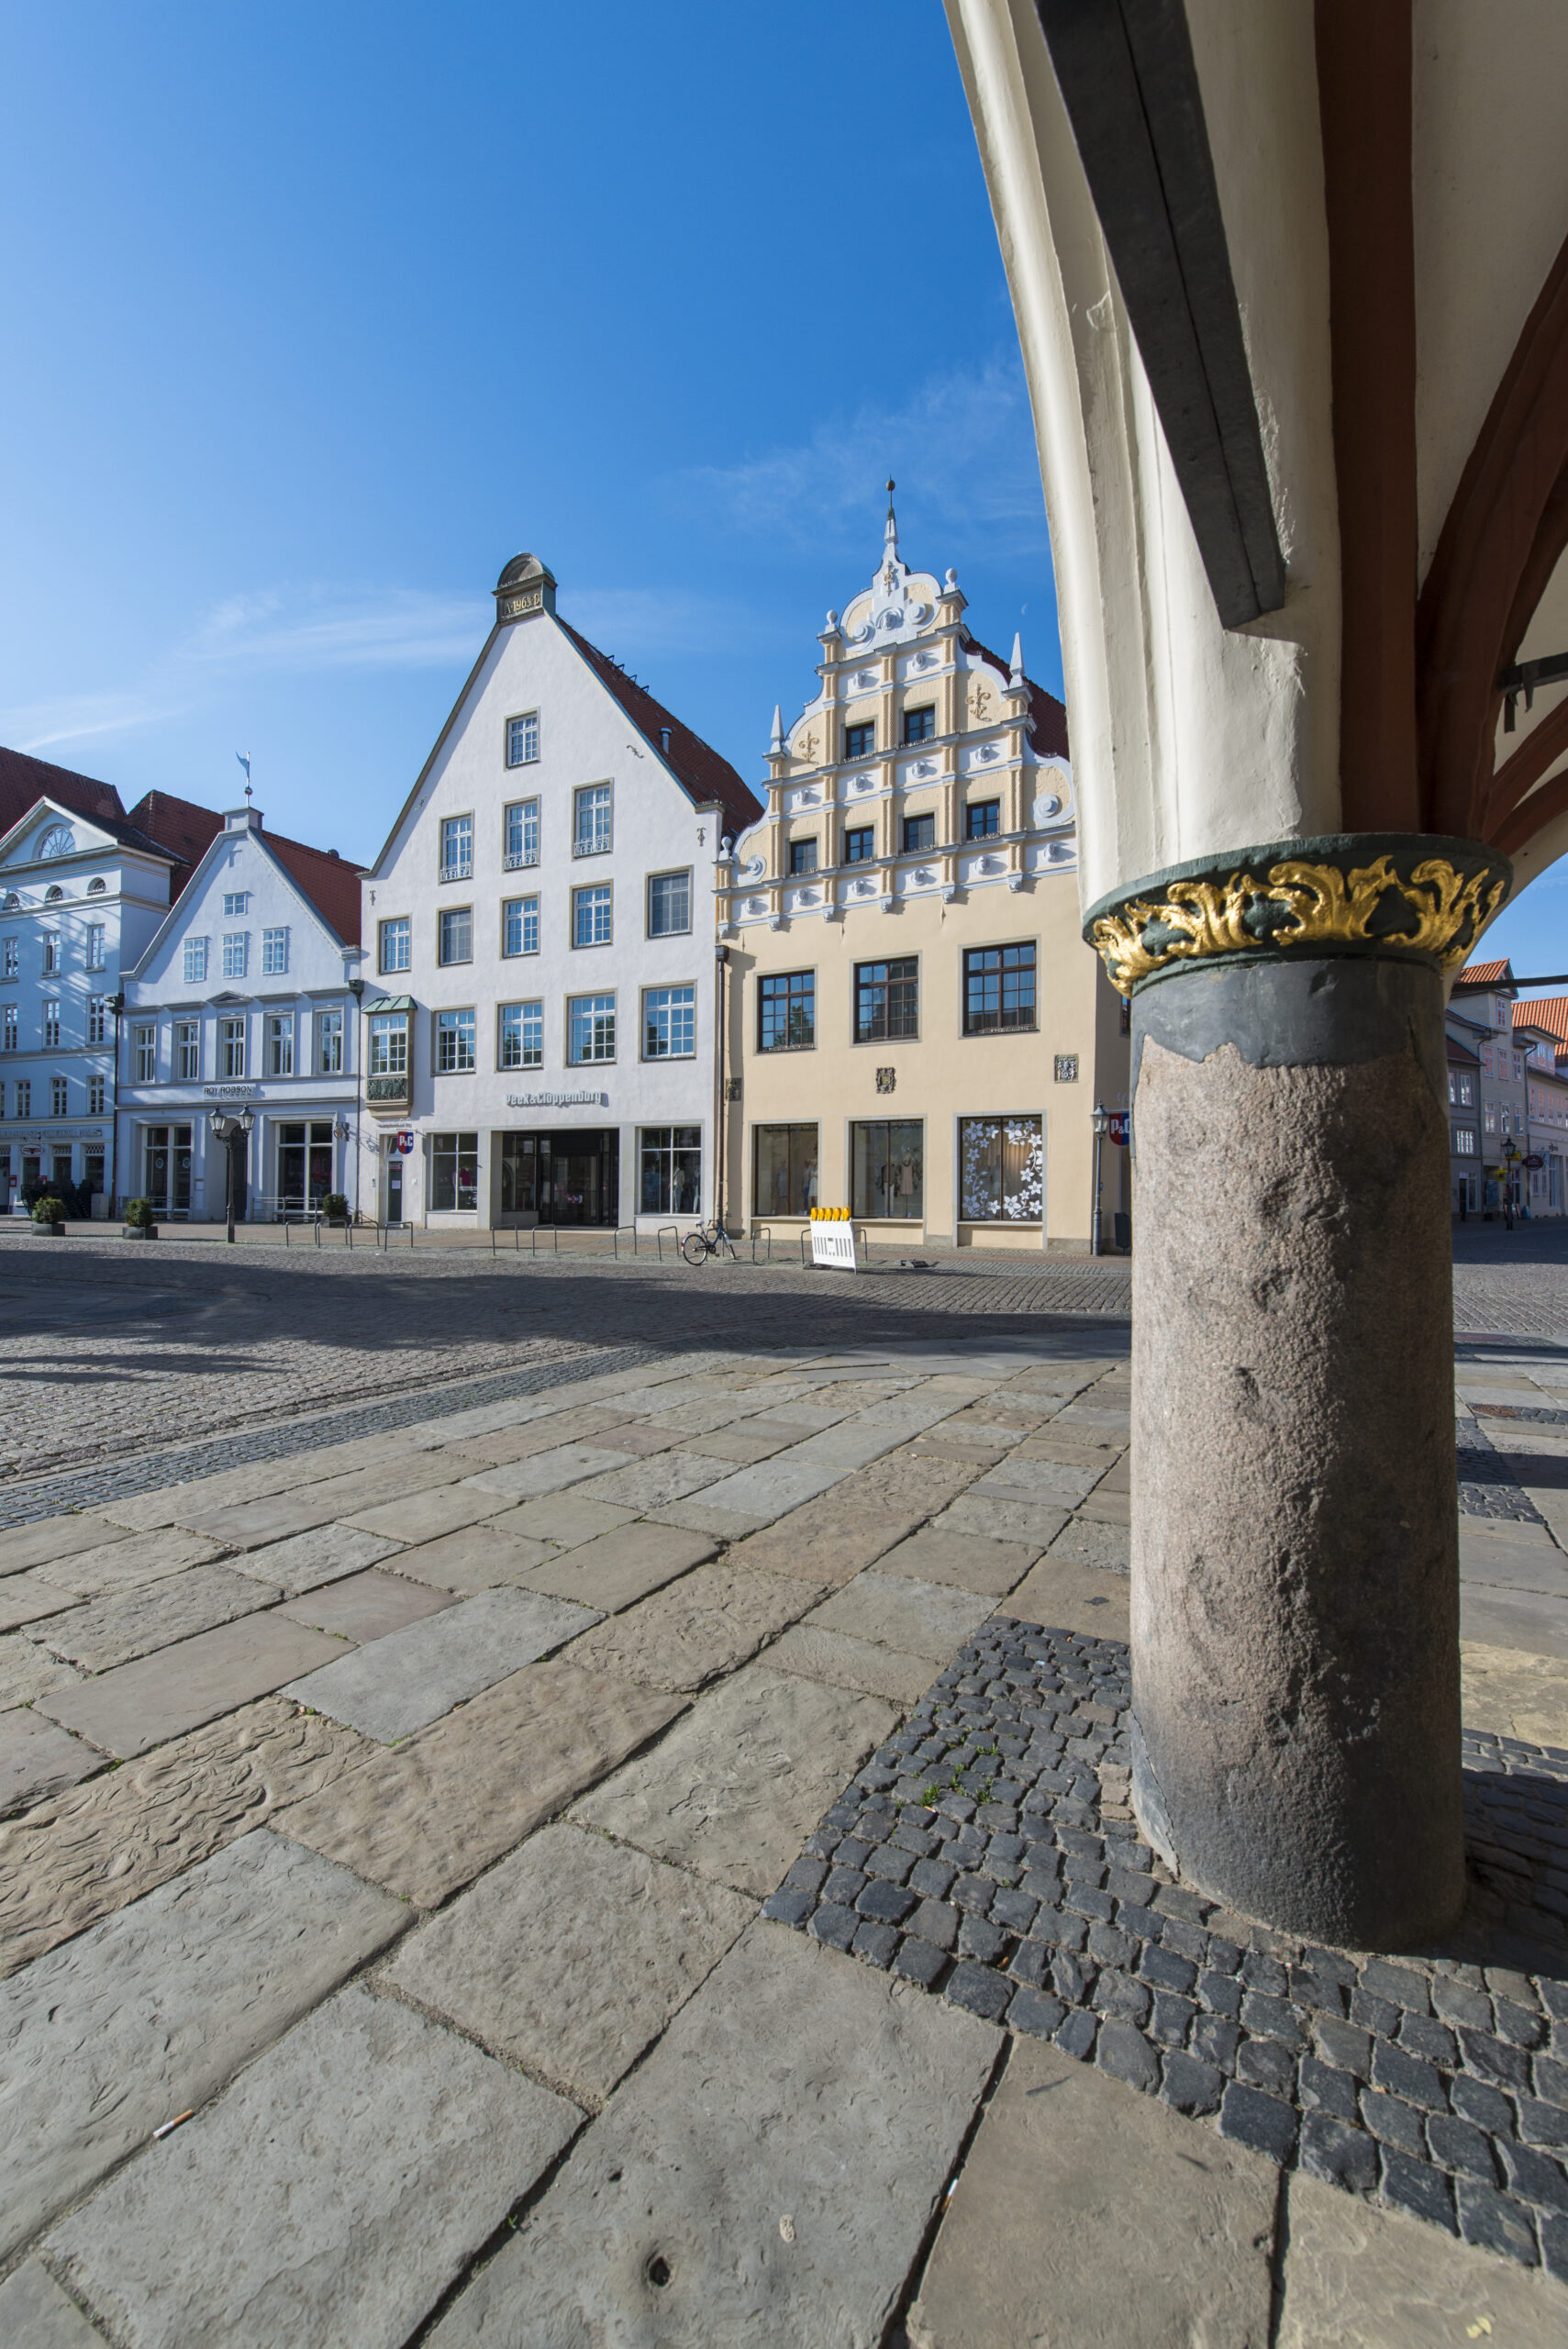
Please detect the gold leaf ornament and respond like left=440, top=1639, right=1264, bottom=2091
left=1090, top=854, right=1508, bottom=991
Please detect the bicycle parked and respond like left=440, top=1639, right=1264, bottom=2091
left=680, top=1219, right=739, bottom=1266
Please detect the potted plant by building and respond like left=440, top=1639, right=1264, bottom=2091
left=30, top=1194, right=66, bottom=1237
left=122, top=1197, right=159, bottom=1241
left=322, top=1192, right=350, bottom=1228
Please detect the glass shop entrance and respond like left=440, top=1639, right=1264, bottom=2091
left=497, top=1130, right=618, bottom=1227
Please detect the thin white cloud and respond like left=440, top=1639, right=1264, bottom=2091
left=9, top=692, right=187, bottom=756
left=182, top=585, right=487, bottom=674
left=680, top=355, right=1051, bottom=552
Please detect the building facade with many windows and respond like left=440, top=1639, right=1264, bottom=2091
left=719, top=505, right=1129, bottom=1248
left=360, top=554, right=760, bottom=1228
left=0, top=793, right=179, bottom=1213
left=117, top=800, right=365, bottom=1220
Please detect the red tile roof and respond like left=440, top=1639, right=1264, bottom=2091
left=558, top=621, right=763, bottom=841
left=1459, top=958, right=1513, bottom=986
left=1515, top=996, right=1568, bottom=1046
left=968, top=638, right=1071, bottom=759
left=0, top=744, right=126, bottom=839
left=128, top=790, right=365, bottom=945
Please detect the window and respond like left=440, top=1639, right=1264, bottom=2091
left=87, top=878, right=106, bottom=896
left=903, top=706, right=936, bottom=745
left=42, top=1000, right=61, bottom=1048
left=961, top=1116, right=1043, bottom=1221
left=845, top=721, right=875, bottom=762
left=843, top=826, right=875, bottom=864
left=134, top=1022, right=157, bottom=1082
left=648, top=869, right=692, bottom=937
left=754, top=1123, right=819, bottom=1216
left=966, top=800, right=1001, bottom=840
left=42, top=933, right=60, bottom=974
left=51, top=1076, right=68, bottom=1118
left=2, top=1006, right=16, bottom=1051
left=44, top=885, right=63, bottom=903
left=87, top=997, right=108, bottom=1047
left=375, top=917, right=409, bottom=974
left=788, top=838, right=818, bottom=876
left=505, top=798, right=539, bottom=869
left=220, top=1017, right=246, bottom=1078
left=573, top=884, right=612, bottom=947
left=506, top=712, right=539, bottom=767
left=573, top=783, right=613, bottom=856
left=369, top=1013, right=407, bottom=1076
left=569, top=993, right=616, bottom=1063
left=855, top=958, right=917, bottom=1043
left=963, top=941, right=1037, bottom=1034
left=902, top=813, right=935, bottom=854
left=1453, top=1126, right=1479, bottom=1156
left=1448, top=1071, right=1475, bottom=1108
left=640, top=1126, right=702, bottom=1216
left=429, top=1131, right=479, bottom=1212
left=853, top=1119, right=924, bottom=1219
left=14, top=1079, right=28, bottom=1117
left=222, top=931, right=249, bottom=979
left=439, top=906, right=473, bottom=965
left=84, top=923, right=106, bottom=970
left=222, top=892, right=249, bottom=918
left=183, top=936, right=209, bottom=985
left=439, top=814, right=473, bottom=880
left=175, top=1019, right=200, bottom=1080
left=436, top=1008, right=477, bottom=1073
left=267, top=1014, right=295, bottom=1076
left=1, top=938, right=15, bottom=980
left=88, top=1075, right=106, bottom=1116
left=503, top=896, right=539, bottom=957
left=643, top=985, right=695, bottom=1059
left=1484, top=1104, right=1498, bottom=1134
left=316, top=1009, right=343, bottom=1074
left=261, top=927, right=289, bottom=975
left=759, top=970, right=815, bottom=1052
left=499, top=1000, right=543, bottom=1069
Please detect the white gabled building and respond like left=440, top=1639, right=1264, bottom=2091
left=0, top=794, right=179, bottom=1214
left=361, top=554, right=761, bottom=1230
left=117, top=797, right=366, bottom=1221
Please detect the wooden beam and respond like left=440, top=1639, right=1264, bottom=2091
left=1314, top=1, right=1420, bottom=831
left=1034, top=0, right=1286, bottom=628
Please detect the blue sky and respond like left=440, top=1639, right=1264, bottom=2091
left=0, top=3, right=1055, bottom=863
left=1, top=2, right=1559, bottom=982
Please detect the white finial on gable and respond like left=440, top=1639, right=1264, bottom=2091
left=770, top=706, right=784, bottom=755
left=1010, top=633, right=1025, bottom=688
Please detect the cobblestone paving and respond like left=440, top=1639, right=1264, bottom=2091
left=1457, top=1426, right=1547, bottom=1523
left=763, top=1619, right=1568, bottom=2279
left=0, top=1237, right=1128, bottom=1484
left=0, top=1346, right=658, bottom=1531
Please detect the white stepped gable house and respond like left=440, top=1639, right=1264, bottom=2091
left=0, top=796, right=178, bottom=1213
left=117, top=801, right=366, bottom=1220
left=361, top=553, right=760, bottom=1229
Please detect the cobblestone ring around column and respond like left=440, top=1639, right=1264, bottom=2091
left=1084, top=834, right=1513, bottom=996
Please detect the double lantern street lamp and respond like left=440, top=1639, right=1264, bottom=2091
left=207, top=1108, right=254, bottom=1245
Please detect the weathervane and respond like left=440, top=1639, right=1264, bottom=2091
left=236, top=751, right=252, bottom=805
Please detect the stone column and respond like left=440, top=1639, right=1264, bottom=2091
left=1087, top=836, right=1511, bottom=1950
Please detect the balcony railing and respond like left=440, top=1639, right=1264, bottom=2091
left=367, top=1074, right=409, bottom=1106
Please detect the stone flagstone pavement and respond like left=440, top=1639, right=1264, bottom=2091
left=2, top=1306, right=1568, bottom=2343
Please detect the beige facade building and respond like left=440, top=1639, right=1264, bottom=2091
left=717, top=500, right=1129, bottom=1251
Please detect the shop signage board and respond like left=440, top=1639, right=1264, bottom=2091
left=1526, top=1153, right=1545, bottom=1169
left=1108, top=1110, right=1131, bottom=1145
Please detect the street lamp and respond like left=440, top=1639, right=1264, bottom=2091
left=1502, top=1136, right=1522, bottom=1232
left=349, top=975, right=364, bottom=1226
left=208, top=1107, right=255, bottom=1244
left=1090, top=1102, right=1109, bottom=1257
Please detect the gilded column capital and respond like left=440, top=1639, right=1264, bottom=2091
left=1084, top=833, right=1511, bottom=994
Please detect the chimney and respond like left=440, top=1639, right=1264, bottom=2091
left=660, top=727, right=672, bottom=756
